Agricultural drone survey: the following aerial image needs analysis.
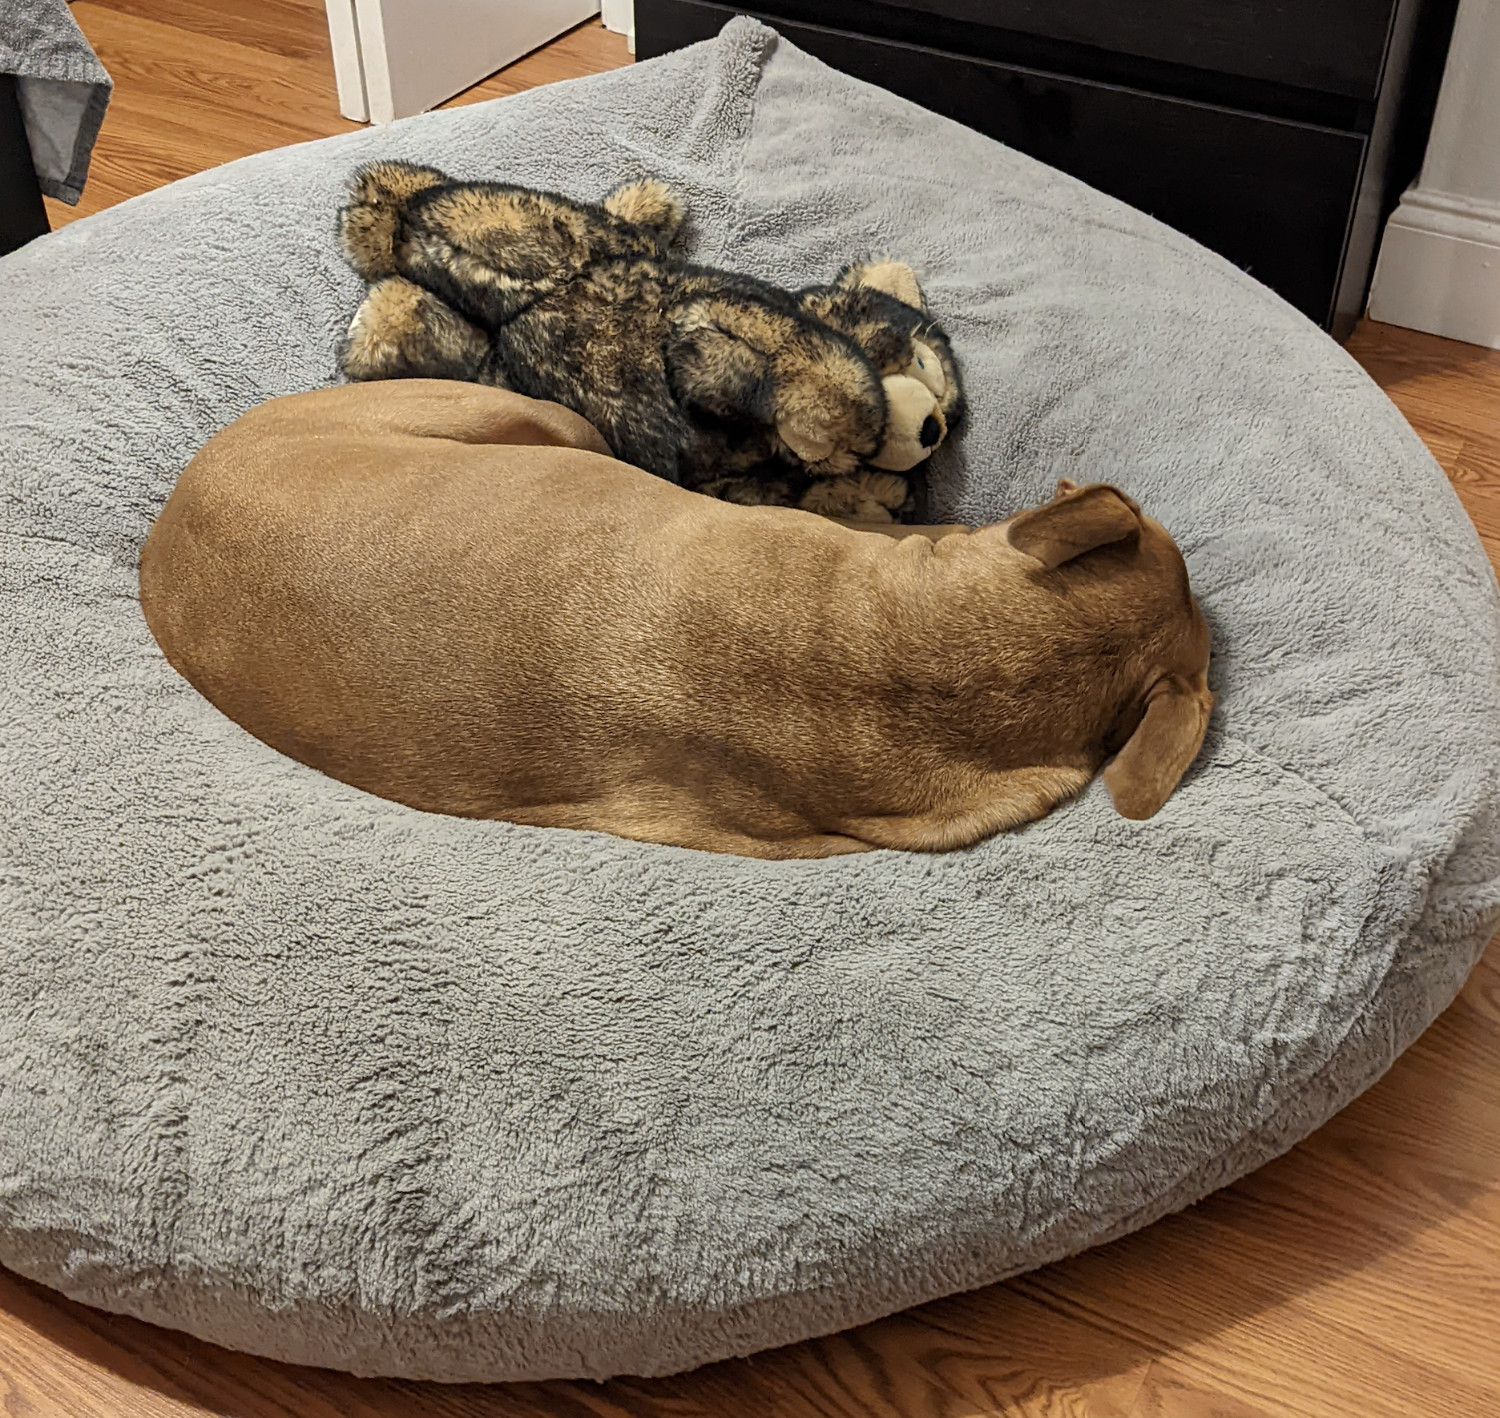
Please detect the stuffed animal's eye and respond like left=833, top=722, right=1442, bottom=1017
left=908, top=340, right=945, bottom=399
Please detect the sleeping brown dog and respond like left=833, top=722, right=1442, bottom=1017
left=140, top=381, right=1212, bottom=858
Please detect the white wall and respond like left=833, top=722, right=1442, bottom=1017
left=1368, top=0, right=1500, bottom=347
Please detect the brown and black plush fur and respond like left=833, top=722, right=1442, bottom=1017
left=794, top=260, right=966, bottom=520
left=337, top=161, right=963, bottom=521
left=798, top=261, right=965, bottom=435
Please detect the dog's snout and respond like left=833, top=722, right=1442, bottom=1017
left=919, top=415, right=942, bottom=449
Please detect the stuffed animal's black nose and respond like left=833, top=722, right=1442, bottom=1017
left=919, top=415, right=942, bottom=448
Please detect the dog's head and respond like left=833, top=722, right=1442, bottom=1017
left=1005, top=480, right=1212, bottom=819
left=798, top=261, right=965, bottom=474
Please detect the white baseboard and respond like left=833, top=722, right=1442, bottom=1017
left=1368, top=188, right=1500, bottom=349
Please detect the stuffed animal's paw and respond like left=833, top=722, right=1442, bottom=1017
left=603, top=178, right=685, bottom=245
left=695, top=475, right=798, bottom=508
left=798, top=470, right=911, bottom=522
left=667, top=301, right=885, bottom=477
left=339, top=160, right=451, bottom=280
left=770, top=336, right=886, bottom=476
left=341, top=276, right=496, bottom=385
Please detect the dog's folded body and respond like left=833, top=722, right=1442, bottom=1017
left=140, top=380, right=1211, bottom=858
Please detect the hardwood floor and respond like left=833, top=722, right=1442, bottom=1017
left=11, top=5, right=1500, bottom=1415
left=40, top=0, right=629, bottom=227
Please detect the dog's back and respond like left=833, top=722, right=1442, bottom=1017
left=141, top=381, right=1210, bottom=857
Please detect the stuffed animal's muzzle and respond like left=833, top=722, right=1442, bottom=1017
left=868, top=338, right=951, bottom=472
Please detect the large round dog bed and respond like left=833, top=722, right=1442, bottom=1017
left=2, top=19, right=1498, bottom=1384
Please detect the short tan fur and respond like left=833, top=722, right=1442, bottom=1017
left=141, top=383, right=1211, bottom=857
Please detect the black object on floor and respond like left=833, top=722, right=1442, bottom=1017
left=0, top=73, right=50, bottom=256
left=635, top=0, right=1458, bottom=336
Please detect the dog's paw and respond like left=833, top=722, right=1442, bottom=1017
left=603, top=178, right=685, bottom=243
left=341, top=276, right=491, bottom=383
left=798, top=470, right=910, bottom=522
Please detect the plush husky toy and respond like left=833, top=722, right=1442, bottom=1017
left=337, top=161, right=964, bottom=521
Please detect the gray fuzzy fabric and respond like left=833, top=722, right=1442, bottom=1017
left=1, top=18, right=1498, bottom=1384
left=0, top=0, right=111, bottom=202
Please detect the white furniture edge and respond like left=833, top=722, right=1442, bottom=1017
left=601, top=0, right=635, bottom=53
left=325, top=0, right=369, bottom=123
left=1368, top=0, right=1500, bottom=348
left=332, top=0, right=604, bottom=126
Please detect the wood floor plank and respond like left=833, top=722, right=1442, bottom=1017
left=11, top=2, right=1500, bottom=1414
left=42, top=11, right=629, bottom=227
left=81, top=0, right=332, bottom=62
left=451, top=21, right=638, bottom=105
left=42, top=2, right=361, bottom=224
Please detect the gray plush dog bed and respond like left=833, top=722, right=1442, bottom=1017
left=2, top=18, right=1498, bottom=1384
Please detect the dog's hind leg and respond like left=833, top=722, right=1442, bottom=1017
left=340, top=276, right=495, bottom=384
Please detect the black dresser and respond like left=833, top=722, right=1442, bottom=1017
left=0, top=74, right=49, bottom=255
left=636, top=0, right=1457, bottom=336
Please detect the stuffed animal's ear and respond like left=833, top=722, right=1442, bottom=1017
left=833, top=260, right=926, bottom=310
left=1103, top=675, right=1211, bottom=819
left=1005, top=483, right=1140, bottom=569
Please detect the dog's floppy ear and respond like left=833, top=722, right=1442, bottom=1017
left=1103, top=675, right=1211, bottom=820
left=1006, top=483, right=1140, bottom=569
